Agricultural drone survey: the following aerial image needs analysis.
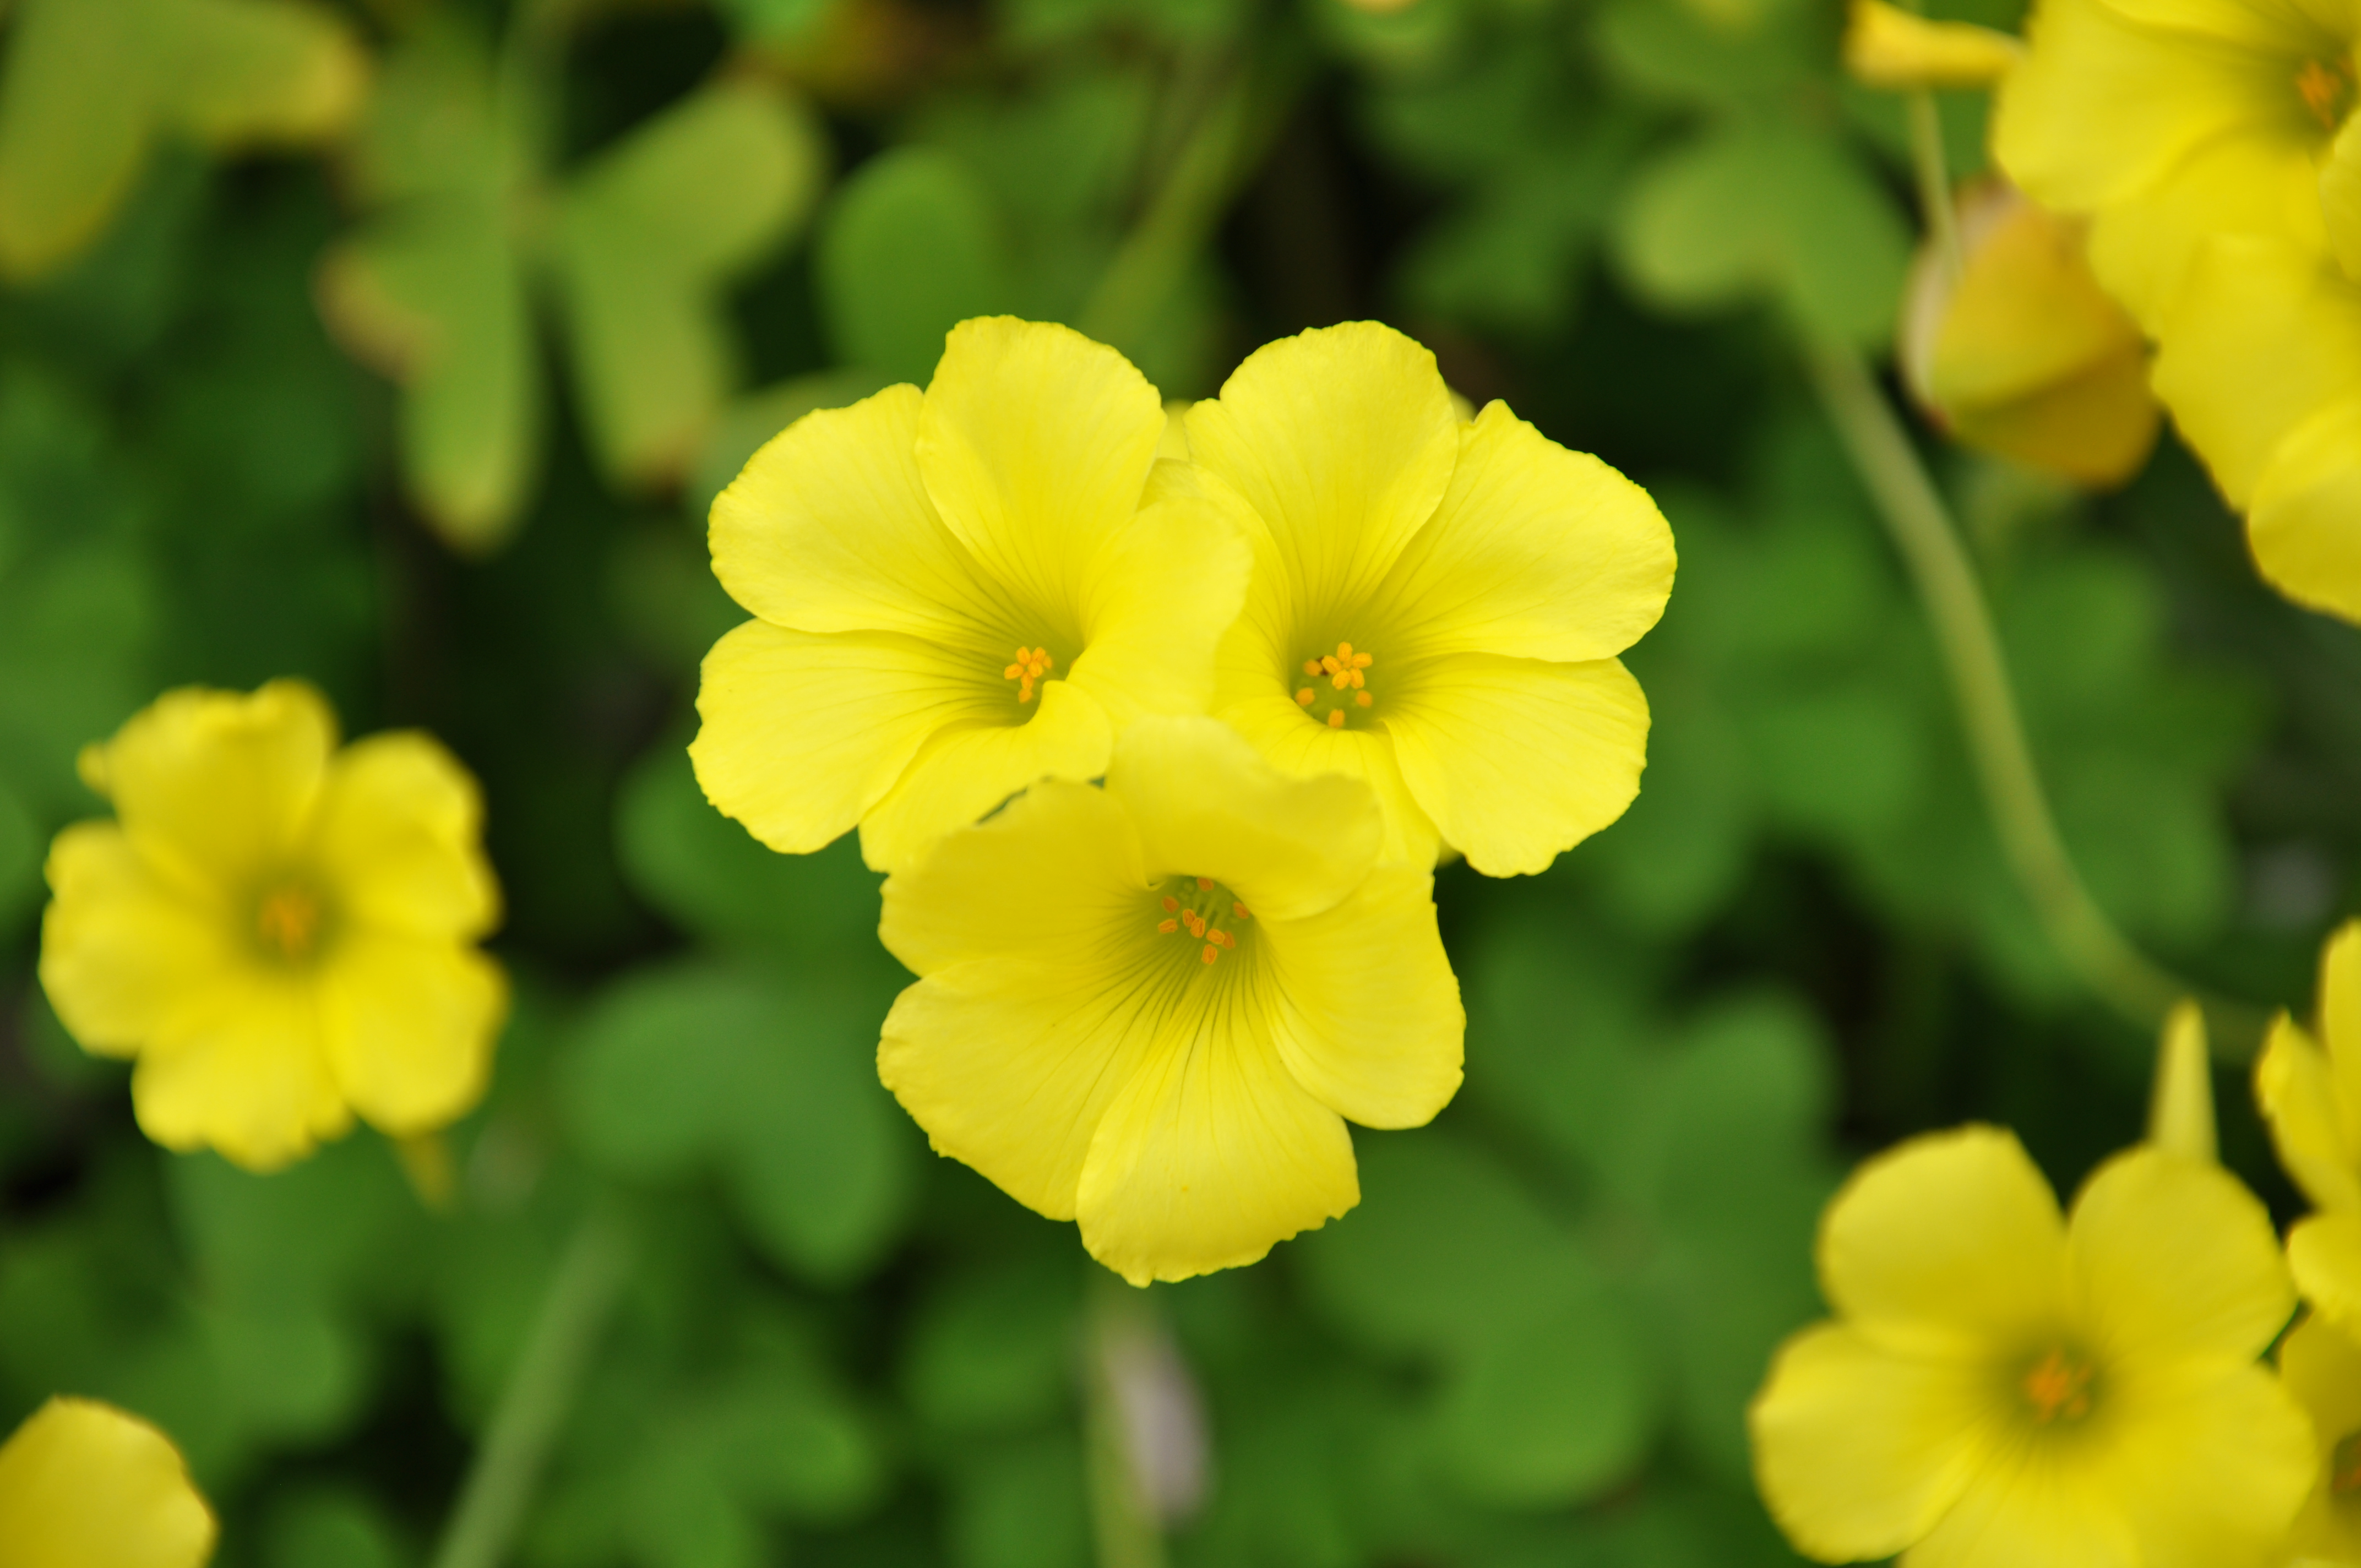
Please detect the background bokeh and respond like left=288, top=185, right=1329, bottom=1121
left=1, top=0, right=2355, bottom=1564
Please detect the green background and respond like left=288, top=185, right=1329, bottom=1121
left=0, top=0, right=2353, bottom=1564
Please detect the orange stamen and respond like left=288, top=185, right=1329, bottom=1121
left=1201, top=944, right=1218, bottom=964
left=1196, top=876, right=1214, bottom=891
left=1233, top=902, right=1250, bottom=919
left=2301, top=58, right=2353, bottom=129
left=1162, top=895, right=1179, bottom=912
left=1326, top=710, right=1345, bottom=728
left=1296, top=688, right=1315, bottom=705
left=1157, top=918, right=1178, bottom=934
left=1355, top=691, right=1372, bottom=707
left=2020, top=1348, right=2095, bottom=1424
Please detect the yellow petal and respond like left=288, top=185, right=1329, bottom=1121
left=2096, top=0, right=2341, bottom=51
left=2258, top=1012, right=2361, bottom=1215
left=2324, top=112, right=2361, bottom=282
left=2281, top=1313, right=2361, bottom=1564
left=689, top=619, right=994, bottom=858
left=708, top=383, right=1013, bottom=644
left=1260, top=865, right=1464, bottom=1129
left=2146, top=998, right=2216, bottom=1163
left=317, top=933, right=505, bottom=1136
left=2249, top=397, right=2361, bottom=624
left=90, top=680, right=336, bottom=894
left=1845, top=0, right=2024, bottom=90
left=1747, top=1322, right=1985, bottom=1563
left=2152, top=236, right=2361, bottom=508
left=914, top=318, right=1165, bottom=624
left=1818, top=1125, right=2069, bottom=1355
left=1359, top=400, right=1674, bottom=666
left=1060, top=459, right=1252, bottom=729
left=879, top=778, right=1147, bottom=979
left=2103, top=1360, right=2315, bottom=1568
left=2068, top=1146, right=2293, bottom=1364
left=1383, top=653, right=1649, bottom=878
left=1184, top=321, right=1460, bottom=618
left=306, top=731, right=498, bottom=941
left=1073, top=964, right=1360, bottom=1286
left=1905, top=1442, right=2141, bottom=1568
left=39, top=822, right=239, bottom=1058
left=129, top=976, right=349, bottom=1172
left=2292, top=1211, right=2361, bottom=1329
left=2327, top=919, right=2361, bottom=1086
left=1212, top=664, right=1440, bottom=871
left=1103, top=715, right=1379, bottom=923
left=856, top=678, right=1114, bottom=874
left=2084, top=130, right=2327, bottom=333
left=0, top=1396, right=214, bottom=1568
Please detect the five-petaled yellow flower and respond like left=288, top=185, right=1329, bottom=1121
left=875, top=716, right=1464, bottom=1286
left=1183, top=321, right=1673, bottom=875
left=2276, top=1310, right=2361, bottom=1562
left=0, top=1397, right=215, bottom=1567
left=694, top=316, right=1249, bottom=874
left=2258, top=918, right=2361, bottom=1329
left=39, top=681, right=506, bottom=1172
left=1750, top=1125, right=2310, bottom=1567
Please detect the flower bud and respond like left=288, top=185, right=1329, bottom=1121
left=1845, top=0, right=2022, bottom=91
left=1901, top=180, right=2159, bottom=487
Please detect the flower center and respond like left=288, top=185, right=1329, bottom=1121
left=2017, top=1346, right=2097, bottom=1425
left=1003, top=645, right=1056, bottom=705
left=254, top=884, right=325, bottom=963
left=1294, top=641, right=1375, bottom=730
left=1153, top=875, right=1252, bottom=967
left=2300, top=56, right=2355, bottom=132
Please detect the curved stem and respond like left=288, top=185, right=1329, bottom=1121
left=1804, top=341, right=2265, bottom=1055
left=1084, top=1276, right=1167, bottom=1568
left=430, top=1201, right=637, bottom=1568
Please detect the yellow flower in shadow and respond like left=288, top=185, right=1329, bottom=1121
left=39, top=680, right=505, bottom=1172
left=2258, top=919, right=2361, bottom=1327
left=2277, top=1311, right=2361, bottom=1564
left=876, top=716, right=1464, bottom=1286
left=0, top=1397, right=215, bottom=1567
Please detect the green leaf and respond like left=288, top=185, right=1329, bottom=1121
left=0, top=780, right=41, bottom=937
left=899, top=1254, right=1079, bottom=1433
left=1430, top=1291, right=1656, bottom=1508
left=1591, top=0, right=1819, bottom=108
left=265, top=1488, right=407, bottom=1568
left=552, top=79, right=829, bottom=488
left=944, top=1432, right=1091, bottom=1568
left=815, top=147, right=1013, bottom=385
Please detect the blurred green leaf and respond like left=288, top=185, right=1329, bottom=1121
left=900, top=1252, right=1078, bottom=1433
left=815, top=148, right=1013, bottom=385
left=944, top=1431, right=1091, bottom=1568
left=266, top=1488, right=409, bottom=1568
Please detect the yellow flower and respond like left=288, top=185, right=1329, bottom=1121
left=876, top=715, right=1464, bottom=1286
left=39, top=681, right=505, bottom=1172
left=693, top=317, right=1248, bottom=874
left=1845, top=0, right=2023, bottom=91
left=0, top=1397, right=215, bottom=1567
left=1993, top=0, right=2353, bottom=331
left=1749, top=1125, right=2310, bottom=1567
left=2257, top=919, right=2361, bottom=1328
left=1901, top=181, right=2159, bottom=487
left=1181, top=322, right=1674, bottom=874
left=2278, top=1311, right=2361, bottom=1563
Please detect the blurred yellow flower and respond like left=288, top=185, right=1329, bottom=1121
left=2278, top=1311, right=2361, bottom=1563
left=0, top=1397, right=215, bottom=1567
left=39, top=681, right=506, bottom=1172
left=877, top=716, right=1464, bottom=1286
left=1183, top=322, right=1673, bottom=874
left=1901, top=181, right=2159, bottom=487
left=2258, top=919, right=2361, bottom=1326
left=1844, top=0, right=2021, bottom=90
left=1750, top=1125, right=2309, bottom=1567
left=694, top=317, right=1249, bottom=874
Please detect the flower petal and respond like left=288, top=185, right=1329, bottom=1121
left=2084, top=123, right=2325, bottom=332
left=2258, top=1013, right=2361, bottom=1215
left=1362, top=401, right=1674, bottom=666
left=1183, top=322, right=1460, bottom=619
left=2324, top=919, right=2361, bottom=1107
left=1073, top=961, right=1360, bottom=1286
left=1383, top=652, right=1649, bottom=878
left=2249, top=397, right=2361, bottom=624
left=1062, top=459, right=1253, bottom=729
left=915, top=318, right=1165, bottom=627
left=708, top=383, right=1016, bottom=644
left=129, top=977, right=350, bottom=1171
left=1212, top=673, right=1440, bottom=872
left=0, top=1397, right=215, bottom=1568
left=878, top=778, right=1147, bottom=979
left=1905, top=1447, right=2140, bottom=1568
left=2069, top=1145, right=2294, bottom=1365
left=307, top=732, right=498, bottom=941
left=39, top=823, right=239, bottom=1058
left=1261, top=865, right=1464, bottom=1129
left=1747, top=1322, right=1985, bottom=1564
left=690, top=619, right=997, bottom=858
left=856, top=678, right=1114, bottom=874
left=317, top=933, right=505, bottom=1136
left=2291, top=1211, right=2361, bottom=1329
left=2104, top=1361, right=2315, bottom=1568
left=1819, top=1125, right=2070, bottom=1354
left=88, top=680, right=336, bottom=892
left=1103, top=715, right=1379, bottom=923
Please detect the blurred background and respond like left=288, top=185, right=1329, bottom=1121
left=1, top=0, right=2355, bottom=1564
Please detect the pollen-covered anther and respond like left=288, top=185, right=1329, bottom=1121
left=255, top=885, right=322, bottom=961
left=2020, top=1347, right=2096, bottom=1424
left=1296, top=688, right=1315, bottom=706
left=1157, top=918, right=1178, bottom=934
left=1326, top=711, right=1345, bottom=728
left=2300, top=57, right=2354, bottom=129
left=1002, top=645, right=1055, bottom=703
left=1201, top=944, right=1219, bottom=965
left=1300, top=641, right=1377, bottom=727
left=1232, top=902, right=1250, bottom=920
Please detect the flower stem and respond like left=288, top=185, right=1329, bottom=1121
left=1084, top=1276, right=1167, bottom=1568
left=1802, top=340, right=2265, bottom=1055
left=429, top=1201, right=636, bottom=1568
left=1906, top=90, right=1962, bottom=287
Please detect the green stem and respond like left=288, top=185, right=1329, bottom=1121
left=1906, top=90, right=1962, bottom=286
left=430, top=1202, right=637, bottom=1568
left=1803, top=341, right=2265, bottom=1055
left=1083, top=1276, right=1167, bottom=1568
